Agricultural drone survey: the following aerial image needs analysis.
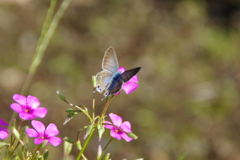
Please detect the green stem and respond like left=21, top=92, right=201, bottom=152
left=76, top=128, right=95, bottom=160
left=9, top=141, right=20, bottom=158
left=36, top=0, right=57, bottom=52
left=8, top=0, right=72, bottom=128
left=74, top=106, right=92, bottom=122
left=21, top=0, right=71, bottom=95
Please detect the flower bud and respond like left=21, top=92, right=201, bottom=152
left=75, top=139, right=81, bottom=150
left=56, top=90, right=67, bottom=102
left=63, top=139, right=73, bottom=155
left=126, top=132, right=138, bottom=140
left=97, top=145, right=102, bottom=159
left=97, top=124, right=105, bottom=141
left=92, top=75, right=97, bottom=88
left=84, top=124, right=93, bottom=139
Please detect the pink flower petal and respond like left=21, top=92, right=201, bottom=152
left=27, top=96, right=40, bottom=109
left=109, top=113, right=122, bottom=127
left=32, top=107, right=47, bottom=118
left=0, top=119, right=8, bottom=126
left=19, top=113, right=36, bottom=120
left=48, top=137, right=62, bottom=146
left=34, top=137, right=44, bottom=144
left=110, top=130, right=122, bottom=140
left=25, top=128, right=38, bottom=137
left=31, top=120, right=45, bottom=134
left=13, top=94, right=26, bottom=106
left=121, top=133, right=133, bottom=142
left=120, top=121, right=132, bottom=133
left=103, top=121, right=115, bottom=130
left=129, top=75, right=138, bottom=83
left=118, top=67, right=125, bottom=73
left=45, top=123, right=59, bottom=137
left=0, top=127, right=8, bottom=139
left=10, top=103, right=23, bottom=113
left=122, top=81, right=138, bottom=94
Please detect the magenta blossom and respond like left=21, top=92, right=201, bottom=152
left=10, top=94, right=47, bottom=120
left=25, top=120, right=62, bottom=146
left=115, top=67, right=139, bottom=95
left=104, top=113, right=133, bottom=142
left=0, top=119, right=9, bottom=139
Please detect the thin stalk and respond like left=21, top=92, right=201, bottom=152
left=21, top=0, right=71, bottom=95
left=76, top=128, right=95, bottom=160
left=100, top=95, right=114, bottom=118
left=21, top=145, right=26, bottom=160
left=9, top=141, right=20, bottom=158
left=35, top=0, right=57, bottom=52
left=9, top=0, right=72, bottom=127
left=92, top=90, right=96, bottom=119
left=31, top=145, right=41, bottom=160
left=98, top=138, right=114, bottom=160
left=17, top=119, right=24, bottom=131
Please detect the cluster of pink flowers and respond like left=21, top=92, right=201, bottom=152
left=4, top=94, right=61, bottom=146
left=0, top=119, right=9, bottom=139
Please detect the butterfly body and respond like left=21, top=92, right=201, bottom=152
left=96, top=46, right=141, bottom=98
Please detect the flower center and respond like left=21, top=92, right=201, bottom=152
left=41, top=136, right=45, bottom=140
left=24, top=109, right=29, bottom=113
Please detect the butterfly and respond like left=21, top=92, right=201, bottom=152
left=96, top=46, right=141, bottom=98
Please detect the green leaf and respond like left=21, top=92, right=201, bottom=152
left=63, top=109, right=81, bottom=125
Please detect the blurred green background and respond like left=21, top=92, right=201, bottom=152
left=1, top=0, right=240, bottom=159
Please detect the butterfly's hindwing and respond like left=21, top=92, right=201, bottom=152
left=96, top=70, right=113, bottom=93
left=120, top=67, right=141, bottom=83
left=104, top=74, right=123, bottom=96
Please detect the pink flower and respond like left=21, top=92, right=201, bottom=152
left=104, top=113, right=133, bottom=142
left=0, top=119, right=8, bottom=139
left=10, top=94, right=47, bottom=120
left=25, top=120, right=62, bottom=146
left=115, top=67, right=139, bottom=95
